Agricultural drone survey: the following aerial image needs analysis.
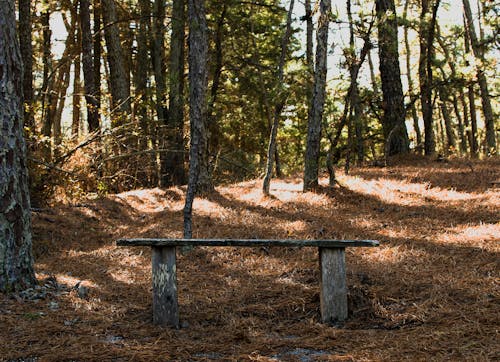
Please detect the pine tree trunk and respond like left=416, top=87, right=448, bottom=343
left=101, top=0, right=130, bottom=122
left=72, top=42, right=81, bottom=138
left=93, top=0, right=101, bottom=121
left=18, top=0, right=34, bottom=129
left=403, top=0, right=422, bottom=148
left=161, top=0, right=187, bottom=187
left=151, top=0, right=168, bottom=125
left=0, top=0, right=36, bottom=292
left=262, top=0, right=295, bottom=195
left=80, top=0, right=100, bottom=132
left=419, top=0, right=440, bottom=156
left=376, top=0, right=410, bottom=156
left=184, top=0, right=209, bottom=238
left=303, top=0, right=330, bottom=192
left=438, top=86, right=456, bottom=153
left=462, top=0, right=496, bottom=154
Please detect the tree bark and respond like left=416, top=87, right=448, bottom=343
left=135, top=0, right=150, bottom=149
left=18, top=0, right=34, bottom=129
left=403, top=0, right=422, bottom=148
left=462, top=0, right=496, bottom=154
left=418, top=0, right=440, bottom=156
left=80, top=0, right=100, bottom=132
left=438, top=86, right=456, bottom=153
left=303, top=0, right=330, bottom=192
left=151, top=0, right=168, bottom=125
left=376, top=0, right=410, bottom=157
left=161, top=0, right=187, bottom=187
left=101, top=0, right=131, bottom=122
left=184, top=0, right=209, bottom=238
left=72, top=37, right=81, bottom=138
left=0, top=0, right=36, bottom=292
left=262, top=0, right=295, bottom=195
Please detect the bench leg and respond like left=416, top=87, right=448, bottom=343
left=152, top=246, right=179, bottom=327
left=319, top=247, right=348, bottom=324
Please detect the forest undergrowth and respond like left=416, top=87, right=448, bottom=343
left=1, top=159, right=499, bottom=361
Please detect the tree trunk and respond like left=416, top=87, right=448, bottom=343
left=72, top=40, right=81, bottom=138
left=463, top=17, right=479, bottom=157
left=347, top=0, right=364, bottom=166
left=419, top=0, right=440, bottom=156
left=161, top=0, right=187, bottom=187
left=262, top=0, right=295, bottom=195
left=0, top=0, right=36, bottom=292
left=184, top=0, right=209, bottom=238
left=93, top=0, right=101, bottom=123
left=376, top=0, right=410, bottom=156
left=438, top=86, right=456, bottom=153
left=403, top=0, right=422, bottom=148
left=40, top=6, right=53, bottom=159
left=101, top=0, right=131, bottom=122
left=80, top=0, right=100, bottom=132
left=303, top=0, right=330, bottom=192
left=18, top=0, right=34, bottom=129
left=462, top=0, right=496, bottom=154
left=151, top=0, right=168, bottom=125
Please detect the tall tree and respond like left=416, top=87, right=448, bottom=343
left=262, top=0, right=295, bottom=195
left=403, top=0, right=422, bottom=148
left=151, top=0, right=168, bottom=126
left=376, top=0, right=410, bottom=156
left=18, top=0, right=34, bottom=129
left=462, top=0, right=496, bottom=155
left=418, top=0, right=440, bottom=156
left=0, top=0, right=36, bottom=292
left=184, top=0, right=209, bottom=238
left=161, top=0, right=187, bottom=187
left=101, top=0, right=131, bottom=121
left=80, top=0, right=100, bottom=131
left=303, top=0, right=331, bottom=192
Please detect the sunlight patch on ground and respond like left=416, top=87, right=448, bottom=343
left=437, top=223, right=500, bottom=250
left=115, top=187, right=184, bottom=212
left=340, top=174, right=495, bottom=205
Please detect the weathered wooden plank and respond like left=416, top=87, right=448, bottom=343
left=319, top=247, right=348, bottom=324
left=151, top=246, right=179, bottom=327
left=117, top=238, right=379, bottom=248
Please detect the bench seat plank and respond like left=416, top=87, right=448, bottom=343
left=117, top=238, right=379, bottom=248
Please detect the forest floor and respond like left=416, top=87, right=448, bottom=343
left=1, top=158, right=499, bottom=361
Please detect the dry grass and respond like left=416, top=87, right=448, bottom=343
left=1, top=158, right=499, bottom=361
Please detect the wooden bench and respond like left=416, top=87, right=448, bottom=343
left=116, top=238, right=379, bottom=327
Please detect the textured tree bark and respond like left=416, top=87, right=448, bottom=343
left=151, top=0, right=168, bottom=126
left=418, top=0, right=440, bottom=156
left=403, top=0, right=422, bottom=148
left=462, top=0, right=496, bottom=155
left=161, top=0, right=187, bottom=187
left=0, top=0, right=36, bottom=292
left=262, top=0, right=295, bottom=195
left=135, top=0, right=150, bottom=153
left=346, top=0, right=364, bottom=165
left=80, top=0, right=100, bottom=132
left=438, top=87, right=456, bottom=153
left=93, top=0, right=102, bottom=122
left=303, top=0, right=330, bottom=192
left=319, top=248, right=348, bottom=323
left=101, top=0, right=131, bottom=122
left=376, top=0, right=410, bottom=156
left=18, top=0, right=34, bottom=129
left=184, top=0, right=209, bottom=238
left=72, top=40, right=81, bottom=138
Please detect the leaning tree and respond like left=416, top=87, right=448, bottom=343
left=0, top=0, right=36, bottom=292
